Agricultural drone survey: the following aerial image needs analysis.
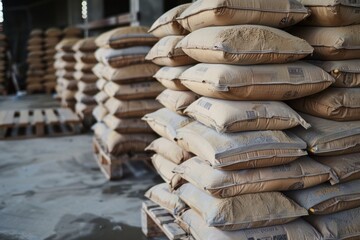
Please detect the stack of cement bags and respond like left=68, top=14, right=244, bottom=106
left=143, top=1, right=360, bottom=239
left=26, top=29, right=45, bottom=93
left=284, top=1, right=360, bottom=239
left=0, top=33, right=7, bottom=94
left=73, top=37, right=98, bottom=122
left=42, top=28, right=62, bottom=94
left=91, top=26, right=163, bottom=179
left=54, top=38, right=80, bottom=110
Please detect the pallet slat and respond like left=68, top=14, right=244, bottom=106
left=1, top=110, right=15, bottom=127
left=32, top=109, right=44, bottom=125
left=57, top=108, right=80, bottom=124
left=44, top=109, right=59, bottom=125
left=18, top=110, right=29, bottom=126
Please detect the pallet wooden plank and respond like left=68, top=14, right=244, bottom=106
left=32, top=109, right=44, bottom=125
left=18, top=110, right=29, bottom=126
left=163, top=223, right=187, bottom=240
left=0, top=111, right=7, bottom=125
left=56, top=108, right=80, bottom=124
left=1, top=110, right=15, bottom=127
left=32, top=109, right=45, bottom=136
left=44, top=109, right=59, bottom=125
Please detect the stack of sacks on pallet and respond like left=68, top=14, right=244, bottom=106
left=72, top=37, right=98, bottom=122
left=143, top=1, right=360, bottom=239
left=26, top=29, right=45, bottom=93
left=283, top=2, right=360, bottom=238
left=91, top=26, right=163, bottom=178
left=42, top=28, right=62, bottom=94
left=143, top=2, right=198, bottom=214
left=0, top=33, right=7, bottom=94
left=54, top=38, right=80, bottom=110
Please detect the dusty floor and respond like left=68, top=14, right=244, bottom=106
left=0, top=94, right=162, bottom=240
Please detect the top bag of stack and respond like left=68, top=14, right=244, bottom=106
left=298, top=0, right=360, bottom=26
left=95, top=26, right=158, bottom=49
left=176, top=0, right=310, bottom=32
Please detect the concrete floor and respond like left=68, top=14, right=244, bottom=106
left=0, top=94, right=162, bottom=240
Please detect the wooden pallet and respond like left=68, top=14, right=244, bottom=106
left=141, top=200, right=190, bottom=240
left=92, top=137, right=153, bottom=180
left=0, top=108, right=82, bottom=140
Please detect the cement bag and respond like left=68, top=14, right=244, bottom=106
left=142, top=108, right=193, bottom=141
left=96, top=78, right=107, bottom=91
left=185, top=97, right=310, bottom=132
left=315, top=153, right=360, bottom=184
left=286, top=180, right=360, bottom=215
left=55, top=38, right=80, bottom=52
left=95, top=26, right=158, bottom=49
left=77, top=81, right=97, bottom=94
left=30, top=29, right=43, bottom=37
left=103, top=114, right=152, bottom=134
left=152, top=154, right=178, bottom=184
left=26, top=77, right=42, bottom=84
left=311, top=59, right=360, bottom=88
left=179, top=210, right=322, bottom=240
left=171, top=156, right=334, bottom=198
left=101, top=63, right=160, bottom=84
left=289, top=88, right=360, bottom=121
left=156, top=89, right=198, bottom=115
left=145, top=137, right=193, bottom=164
left=28, top=37, right=42, bottom=45
left=291, top=114, right=360, bottom=156
left=74, top=62, right=97, bottom=73
left=92, top=63, right=106, bottom=79
left=298, top=0, right=360, bottom=27
left=27, top=45, right=42, bottom=52
left=104, top=81, right=165, bottom=100
left=177, top=25, right=314, bottom=65
left=179, top=62, right=334, bottom=100
left=145, top=36, right=197, bottom=66
left=45, top=28, right=62, bottom=37
left=72, top=37, right=97, bottom=52
left=306, top=207, right=360, bottom=240
left=105, top=98, right=162, bottom=118
left=74, top=92, right=96, bottom=104
left=95, top=47, right=150, bottom=68
left=54, top=60, right=76, bottom=71
left=311, top=60, right=360, bottom=88
left=176, top=121, right=307, bottom=170
left=94, top=91, right=109, bottom=105
left=177, top=0, right=309, bottom=32
left=74, top=52, right=97, bottom=64
left=92, top=104, right=108, bottom=122
left=61, top=78, right=78, bottom=90
left=149, top=3, right=191, bottom=38
left=74, top=71, right=98, bottom=83
left=291, top=25, right=360, bottom=60
left=153, top=66, right=192, bottom=91
left=145, top=183, right=186, bottom=215
left=178, top=183, right=307, bottom=231
left=75, top=102, right=95, bottom=116
left=92, top=122, right=110, bottom=143
left=105, top=131, right=157, bottom=155
left=61, top=90, right=76, bottom=101
left=54, top=52, right=76, bottom=62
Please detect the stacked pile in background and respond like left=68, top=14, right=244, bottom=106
left=73, top=37, right=98, bottom=124
left=285, top=1, right=360, bottom=239
left=26, top=29, right=45, bottom=93
left=54, top=38, right=80, bottom=110
left=0, top=33, right=7, bottom=95
left=143, top=1, right=360, bottom=239
left=91, top=26, right=163, bottom=179
left=42, top=28, right=62, bottom=94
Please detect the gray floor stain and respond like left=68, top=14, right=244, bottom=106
left=44, top=213, right=148, bottom=240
